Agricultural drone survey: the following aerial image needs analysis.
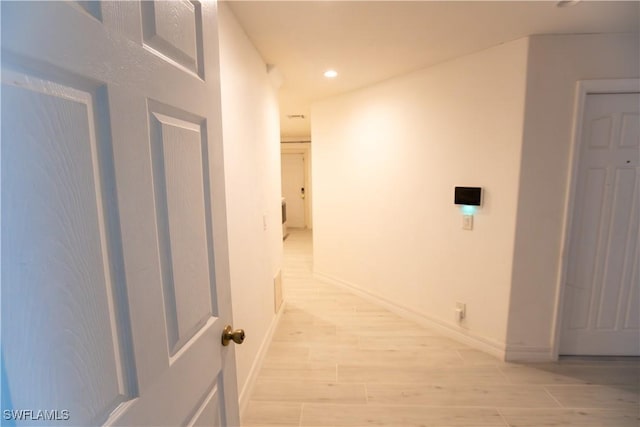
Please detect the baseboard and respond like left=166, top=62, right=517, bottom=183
left=504, top=345, right=554, bottom=362
left=314, top=271, right=507, bottom=360
left=238, top=300, right=287, bottom=416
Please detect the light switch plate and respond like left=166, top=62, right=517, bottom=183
left=462, top=214, right=473, bottom=230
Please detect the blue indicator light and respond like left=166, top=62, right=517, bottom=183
left=460, top=205, right=477, bottom=215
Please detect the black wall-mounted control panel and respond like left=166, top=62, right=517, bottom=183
left=454, top=187, right=482, bottom=206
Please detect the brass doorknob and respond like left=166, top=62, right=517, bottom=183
left=221, top=325, right=245, bottom=346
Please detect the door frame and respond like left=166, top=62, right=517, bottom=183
left=281, top=142, right=312, bottom=229
left=551, top=78, right=640, bottom=359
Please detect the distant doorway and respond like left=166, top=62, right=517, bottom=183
left=281, top=152, right=308, bottom=228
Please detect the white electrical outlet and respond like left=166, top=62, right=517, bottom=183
left=455, top=302, right=466, bottom=322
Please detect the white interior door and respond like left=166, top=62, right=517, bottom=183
left=560, top=92, right=640, bottom=356
left=1, top=2, right=241, bottom=425
left=281, top=153, right=306, bottom=228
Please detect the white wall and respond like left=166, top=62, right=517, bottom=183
left=218, top=2, right=283, bottom=401
left=312, top=38, right=529, bottom=352
left=506, top=33, right=640, bottom=359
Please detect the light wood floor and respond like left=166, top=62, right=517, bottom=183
left=242, top=229, right=640, bottom=427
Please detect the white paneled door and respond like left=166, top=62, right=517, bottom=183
left=2, top=2, right=241, bottom=426
left=281, top=153, right=306, bottom=228
left=560, top=92, right=640, bottom=356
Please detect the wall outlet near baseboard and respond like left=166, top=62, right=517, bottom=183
left=455, top=302, right=466, bottom=322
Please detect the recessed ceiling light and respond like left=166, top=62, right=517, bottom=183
left=556, top=0, right=581, bottom=7
left=324, top=69, right=338, bottom=78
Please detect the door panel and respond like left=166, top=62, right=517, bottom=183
left=281, top=153, right=306, bottom=228
left=2, top=71, right=133, bottom=425
left=141, top=0, right=204, bottom=77
left=620, top=113, right=639, bottom=148
left=149, top=110, right=213, bottom=355
left=561, top=92, right=640, bottom=355
left=188, top=386, right=222, bottom=427
left=1, top=1, right=239, bottom=425
left=595, top=167, right=636, bottom=329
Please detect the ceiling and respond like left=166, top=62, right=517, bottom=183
left=225, top=1, right=639, bottom=139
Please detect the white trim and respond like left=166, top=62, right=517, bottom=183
left=238, top=300, right=287, bottom=416
left=504, top=345, right=553, bottom=362
left=314, top=271, right=507, bottom=360
left=551, top=78, right=640, bottom=360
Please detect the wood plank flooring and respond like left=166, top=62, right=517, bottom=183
left=242, top=229, right=640, bottom=427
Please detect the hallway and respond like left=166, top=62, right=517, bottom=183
left=242, top=230, right=639, bottom=427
